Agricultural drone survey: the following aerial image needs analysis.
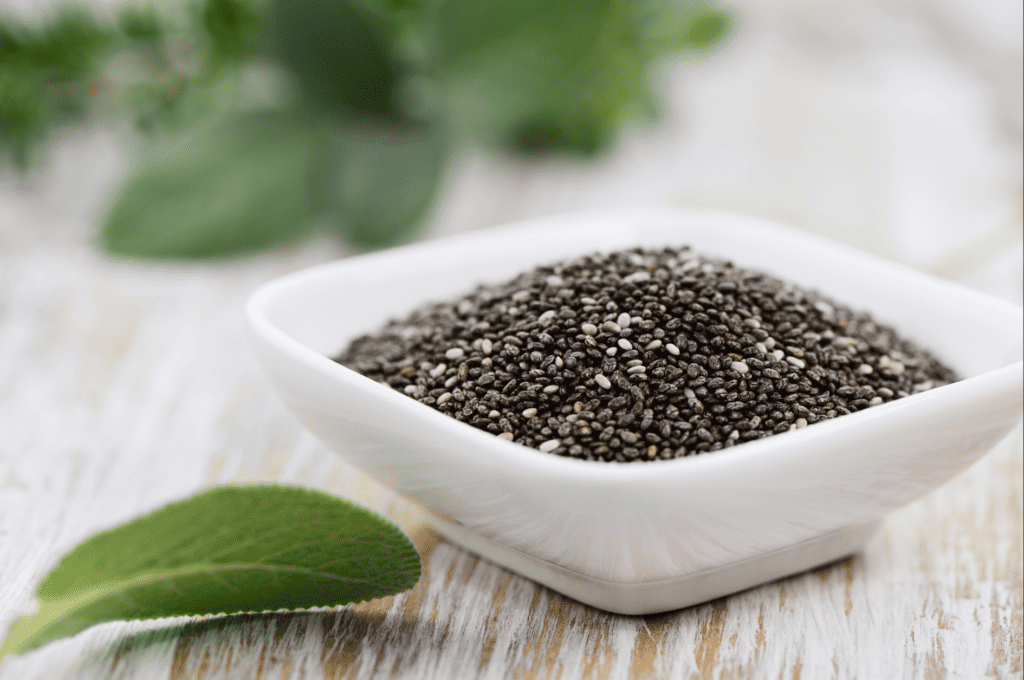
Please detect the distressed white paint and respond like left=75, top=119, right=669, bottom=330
left=1, top=218, right=1021, bottom=680
left=1, top=0, right=1021, bottom=665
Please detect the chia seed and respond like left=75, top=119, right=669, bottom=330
left=336, top=246, right=959, bottom=462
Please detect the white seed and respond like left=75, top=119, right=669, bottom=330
left=581, top=323, right=598, bottom=335
left=437, top=392, right=452, bottom=405
left=606, top=347, right=618, bottom=356
left=444, top=376, right=459, bottom=389
left=543, top=384, right=560, bottom=394
left=580, top=297, right=598, bottom=305
left=744, top=318, right=761, bottom=329
left=538, top=310, right=556, bottom=325
left=627, top=365, right=646, bottom=375
left=481, top=357, right=492, bottom=367
left=666, top=343, right=680, bottom=356
left=522, top=408, right=538, bottom=418
left=880, top=355, right=906, bottom=374
left=755, top=342, right=768, bottom=355
left=618, top=338, right=632, bottom=350
left=481, top=339, right=493, bottom=355
left=512, top=290, right=531, bottom=302
left=645, top=340, right=662, bottom=350
left=786, top=356, right=806, bottom=369
left=857, top=363, right=873, bottom=375
left=404, top=385, right=420, bottom=395
left=457, top=300, right=474, bottom=315
left=626, top=359, right=644, bottom=367
left=595, top=374, right=612, bottom=389
left=603, top=321, right=622, bottom=332
left=795, top=418, right=808, bottom=428
left=623, top=271, right=651, bottom=283
left=869, top=397, right=884, bottom=406
left=430, top=363, right=447, bottom=378
left=731, top=361, right=749, bottom=374
left=488, top=410, right=501, bottom=418
left=617, top=313, right=631, bottom=328
left=772, top=349, right=785, bottom=361
left=445, top=347, right=464, bottom=360
left=764, top=337, right=777, bottom=349
left=546, top=275, right=564, bottom=287
left=728, top=429, right=740, bottom=440
left=555, top=356, right=563, bottom=368
left=683, top=388, right=696, bottom=399
left=497, top=432, right=514, bottom=441
left=539, top=439, right=561, bottom=453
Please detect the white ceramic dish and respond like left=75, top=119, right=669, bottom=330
left=245, top=207, right=1023, bottom=615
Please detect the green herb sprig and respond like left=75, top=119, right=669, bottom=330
left=1, top=0, right=730, bottom=257
left=0, top=485, right=421, bottom=661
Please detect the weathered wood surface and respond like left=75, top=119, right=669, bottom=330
left=1, top=214, right=1021, bottom=680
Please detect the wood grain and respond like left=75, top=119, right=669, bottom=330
left=1, top=231, right=1021, bottom=680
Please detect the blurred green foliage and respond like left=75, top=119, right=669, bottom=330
left=0, top=8, right=113, bottom=167
left=100, top=111, right=320, bottom=257
left=0, top=0, right=730, bottom=258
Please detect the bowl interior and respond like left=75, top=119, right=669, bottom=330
left=259, top=208, right=1023, bottom=380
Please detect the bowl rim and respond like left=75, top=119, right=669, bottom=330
left=246, top=205, right=1024, bottom=484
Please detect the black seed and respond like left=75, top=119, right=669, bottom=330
left=336, top=246, right=958, bottom=463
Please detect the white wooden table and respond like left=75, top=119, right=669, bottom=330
left=1, top=205, right=1021, bottom=679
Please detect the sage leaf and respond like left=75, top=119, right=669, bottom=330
left=264, top=0, right=402, bottom=119
left=324, top=123, right=448, bottom=248
left=636, top=0, right=731, bottom=58
left=426, top=0, right=729, bottom=154
left=0, top=485, right=421, bottom=659
left=201, top=0, right=262, bottom=68
left=426, top=0, right=639, bottom=153
left=99, top=110, right=320, bottom=258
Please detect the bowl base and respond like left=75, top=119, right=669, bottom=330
left=424, top=513, right=883, bottom=615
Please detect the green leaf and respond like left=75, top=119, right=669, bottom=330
left=100, top=109, right=320, bottom=258
left=264, top=0, right=403, bottom=119
left=323, top=122, right=448, bottom=248
left=348, top=0, right=429, bottom=66
left=0, top=485, right=421, bottom=660
left=425, top=0, right=642, bottom=153
left=425, top=0, right=729, bottom=155
left=683, top=10, right=729, bottom=47
left=200, top=0, right=262, bottom=67
left=118, top=5, right=165, bottom=44
left=635, top=0, right=731, bottom=57
left=0, top=8, right=116, bottom=166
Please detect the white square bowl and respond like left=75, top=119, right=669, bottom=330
left=245, top=207, right=1023, bottom=614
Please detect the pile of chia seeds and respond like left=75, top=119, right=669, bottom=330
left=336, top=247, right=958, bottom=462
